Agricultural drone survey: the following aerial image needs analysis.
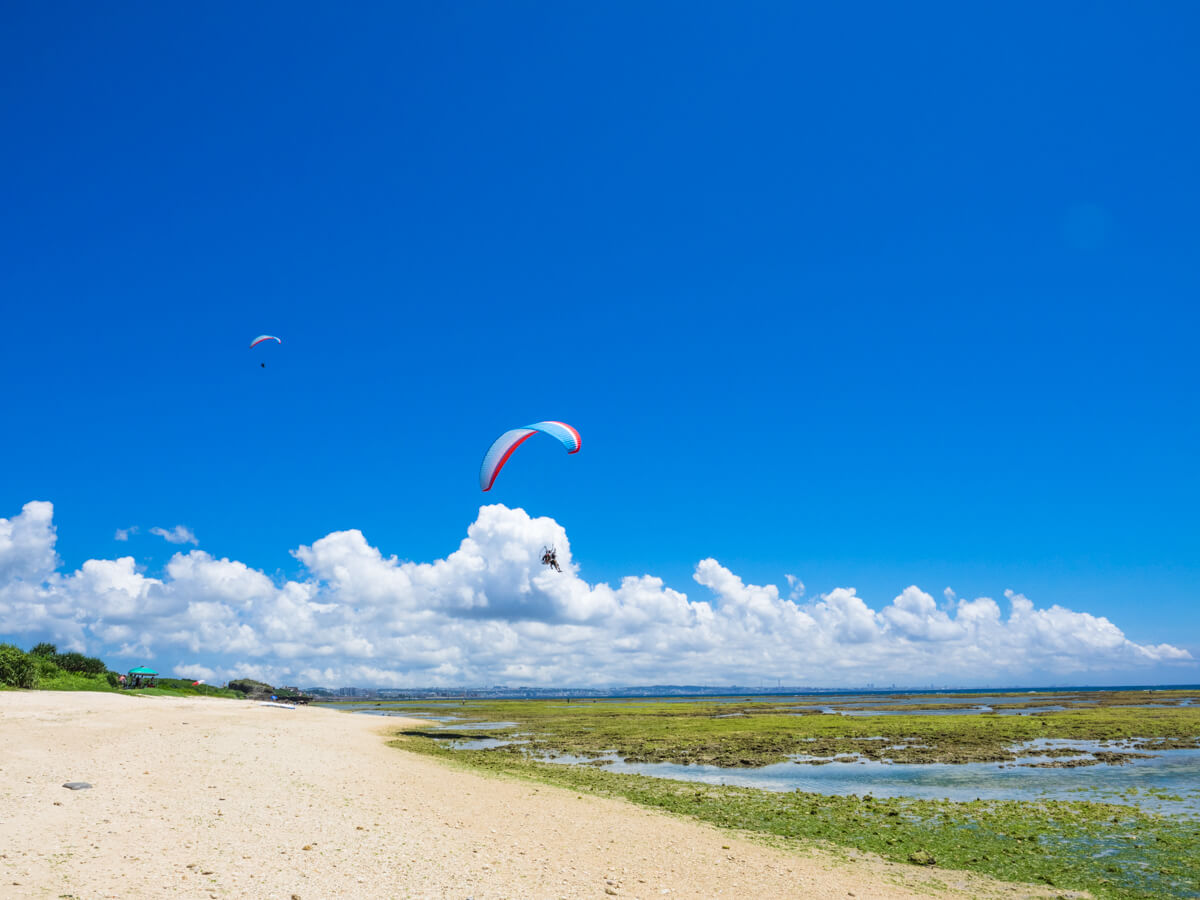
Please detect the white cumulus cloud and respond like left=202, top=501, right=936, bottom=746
left=0, top=501, right=1193, bottom=687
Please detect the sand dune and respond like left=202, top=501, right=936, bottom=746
left=0, top=691, right=1066, bottom=899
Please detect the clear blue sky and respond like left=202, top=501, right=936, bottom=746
left=2, top=2, right=1197, bottom=678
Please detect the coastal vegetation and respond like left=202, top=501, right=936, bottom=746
left=0, top=642, right=249, bottom=699
left=378, top=692, right=1200, bottom=899
left=0, top=642, right=39, bottom=688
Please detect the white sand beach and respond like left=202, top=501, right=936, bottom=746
left=0, top=691, right=1068, bottom=899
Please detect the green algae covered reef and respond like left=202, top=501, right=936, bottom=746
left=381, top=691, right=1200, bottom=899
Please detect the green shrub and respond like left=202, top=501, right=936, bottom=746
left=0, top=644, right=39, bottom=688
left=30, top=642, right=58, bottom=658
left=105, top=672, right=119, bottom=687
left=35, top=656, right=60, bottom=677
left=54, top=651, right=108, bottom=675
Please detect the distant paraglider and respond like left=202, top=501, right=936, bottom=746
left=250, top=335, right=281, bottom=367
left=479, top=421, right=581, bottom=491
left=541, top=546, right=561, bottom=572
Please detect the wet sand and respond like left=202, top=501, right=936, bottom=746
left=0, top=691, right=1071, bottom=899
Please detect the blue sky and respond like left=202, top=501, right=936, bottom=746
left=2, top=2, right=1197, bottom=686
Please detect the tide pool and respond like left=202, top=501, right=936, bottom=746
left=523, top=740, right=1200, bottom=816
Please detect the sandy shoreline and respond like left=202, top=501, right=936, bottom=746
left=0, top=691, right=1066, bottom=899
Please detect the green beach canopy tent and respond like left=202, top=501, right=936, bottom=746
left=127, top=666, right=158, bottom=676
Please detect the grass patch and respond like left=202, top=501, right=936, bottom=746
left=36, top=670, right=124, bottom=692
left=30, top=669, right=241, bottom=697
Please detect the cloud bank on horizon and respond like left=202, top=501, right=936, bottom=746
left=0, top=501, right=1192, bottom=688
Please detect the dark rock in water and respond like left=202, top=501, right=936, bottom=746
left=907, top=849, right=936, bottom=866
left=62, top=782, right=92, bottom=790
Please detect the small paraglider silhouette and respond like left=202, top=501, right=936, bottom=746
left=541, top=546, right=561, bottom=572
left=250, top=334, right=281, bottom=368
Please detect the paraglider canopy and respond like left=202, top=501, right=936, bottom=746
left=479, top=421, right=581, bottom=491
left=249, top=335, right=281, bottom=349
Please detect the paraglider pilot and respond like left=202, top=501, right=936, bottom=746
left=541, top=546, right=561, bottom=572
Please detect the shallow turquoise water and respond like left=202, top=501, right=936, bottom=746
left=530, top=740, right=1200, bottom=815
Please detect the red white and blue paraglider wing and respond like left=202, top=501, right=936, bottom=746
left=479, top=420, right=582, bottom=491
left=249, top=335, right=282, bottom=349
